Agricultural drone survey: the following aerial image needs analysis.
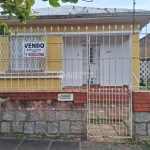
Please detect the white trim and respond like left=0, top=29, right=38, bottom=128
left=132, top=72, right=139, bottom=83
left=81, top=42, right=102, bottom=45
left=0, top=76, right=61, bottom=79
left=0, top=71, right=61, bottom=74
left=13, top=30, right=140, bottom=36
left=44, top=71, right=61, bottom=74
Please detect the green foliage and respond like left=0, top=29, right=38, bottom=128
left=41, top=133, right=47, bottom=138
left=16, top=132, right=24, bottom=139
left=143, top=141, right=150, bottom=149
left=59, top=133, right=64, bottom=136
left=0, top=22, right=11, bottom=35
left=92, top=118, right=112, bottom=124
left=49, top=0, right=60, bottom=7
left=0, top=0, right=79, bottom=24
left=114, top=138, right=118, bottom=145
left=139, top=78, right=150, bottom=90
left=0, top=0, right=35, bottom=24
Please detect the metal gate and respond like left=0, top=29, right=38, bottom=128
left=86, top=33, right=132, bottom=138
left=0, top=26, right=133, bottom=138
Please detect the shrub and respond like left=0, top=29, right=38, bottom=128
left=0, top=22, right=10, bottom=36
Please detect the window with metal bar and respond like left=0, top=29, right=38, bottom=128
left=10, top=36, right=43, bottom=72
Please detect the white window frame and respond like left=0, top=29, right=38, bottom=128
left=10, top=36, right=44, bottom=72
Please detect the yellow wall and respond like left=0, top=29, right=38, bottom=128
left=0, top=23, right=139, bottom=91
left=132, top=33, right=139, bottom=90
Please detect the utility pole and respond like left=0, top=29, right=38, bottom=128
left=133, top=0, right=136, bottom=34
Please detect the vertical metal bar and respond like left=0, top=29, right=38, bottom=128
left=92, top=88, right=94, bottom=137
left=23, top=27, right=27, bottom=92
left=118, top=87, right=121, bottom=136
left=50, top=26, right=53, bottom=91
left=95, top=26, right=98, bottom=137
left=145, top=25, right=148, bottom=90
left=99, top=88, right=101, bottom=137
left=111, top=88, right=114, bottom=137
left=3, top=35, right=6, bottom=91
left=71, top=26, right=73, bottom=89
left=114, top=25, right=117, bottom=137
left=29, top=27, right=33, bottom=91
left=64, top=26, right=66, bottom=90
left=57, top=26, right=60, bottom=90
left=16, top=27, right=19, bottom=92
left=105, top=87, right=108, bottom=136
left=9, top=28, right=13, bottom=92
left=125, top=87, right=127, bottom=137
left=86, top=26, right=90, bottom=138
left=44, top=27, right=46, bottom=91
left=78, top=26, right=80, bottom=90
left=121, top=25, right=124, bottom=137
left=108, top=25, right=111, bottom=130
left=102, top=25, right=105, bottom=128
left=129, top=25, right=133, bottom=137
left=37, top=27, right=40, bottom=91
left=88, top=34, right=91, bottom=136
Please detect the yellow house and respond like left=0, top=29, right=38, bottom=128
left=0, top=6, right=150, bottom=99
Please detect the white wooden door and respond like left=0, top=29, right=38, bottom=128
left=82, top=45, right=100, bottom=84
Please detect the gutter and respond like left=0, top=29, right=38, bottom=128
left=0, top=11, right=150, bottom=20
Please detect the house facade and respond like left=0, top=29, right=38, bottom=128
left=0, top=6, right=149, bottom=93
left=0, top=6, right=150, bottom=138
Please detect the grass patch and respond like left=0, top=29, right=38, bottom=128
left=143, top=141, right=150, bottom=149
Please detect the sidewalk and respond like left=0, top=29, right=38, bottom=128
left=0, top=138, right=149, bottom=150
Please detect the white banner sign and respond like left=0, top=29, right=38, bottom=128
left=23, top=42, right=46, bottom=57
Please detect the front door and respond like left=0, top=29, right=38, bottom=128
left=82, top=44, right=100, bottom=85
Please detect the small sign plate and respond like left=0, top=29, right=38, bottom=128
left=58, top=93, right=73, bottom=101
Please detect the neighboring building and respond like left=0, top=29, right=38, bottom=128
left=140, top=34, right=150, bottom=60
left=140, top=34, right=150, bottom=82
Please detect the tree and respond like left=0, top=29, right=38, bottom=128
left=0, top=0, right=79, bottom=24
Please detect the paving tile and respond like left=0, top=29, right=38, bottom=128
left=81, top=142, right=150, bottom=150
left=16, top=140, right=50, bottom=150
left=111, top=144, right=150, bottom=150
left=82, top=145, right=108, bottom=150
left=136, top=145, right=150, bottom=150
left=49, top=141, right=79, bottom=150
left=0, top=139, right=22, bottom=150
left=81, top=142, right=112, bottom=150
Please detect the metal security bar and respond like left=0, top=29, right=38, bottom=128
left=86, top=25, right=132, bottom=138
left=0, top=25, right=135, bottom=92
left=0, top=25, right=134, bottom=138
